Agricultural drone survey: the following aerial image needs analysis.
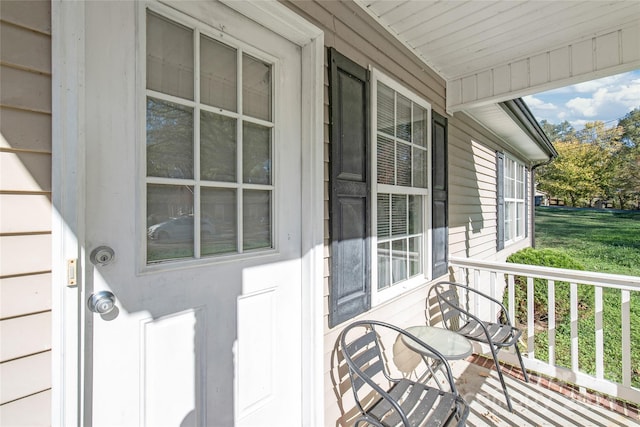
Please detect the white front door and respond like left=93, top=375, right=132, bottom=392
left=83, top=1, right=302, bottom=425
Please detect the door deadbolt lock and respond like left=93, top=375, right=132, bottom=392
left=88, top=291, right=116, bottom=315
left=90, top=246, right=115, bottom=266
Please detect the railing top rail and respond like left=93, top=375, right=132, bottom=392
left=450, top=256, right=640, bottom=291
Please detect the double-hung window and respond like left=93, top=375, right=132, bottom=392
left=372, top=71, right=431, bottom=304
left=503, top=156, right=526, bottom=244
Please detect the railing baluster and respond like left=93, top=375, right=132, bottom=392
left=508, top=274, right=515, bottom=329
left=548, top=279, right=555, bottom=366
left=473, top=269, right=480, bottom=318
left=527, top=276, right=534, bottom=359
left=622, top=290, right=631, bottom=387
left=595, top=286, right=603, bottom=379
left=490, top=271, right=496, bottom=321
left=570, top=282, right=579, bottom=372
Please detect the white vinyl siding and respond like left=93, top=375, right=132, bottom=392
left=0, top=1, right=52, bottom=424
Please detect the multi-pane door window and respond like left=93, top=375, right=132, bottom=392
left=374, top=76, right=430, bottom=295
left=145, top=11, right=274, bottom=263
left=504, top=156, right=525, bottom=243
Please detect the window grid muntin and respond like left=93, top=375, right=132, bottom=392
left=145, top=9, right=275, bottom=264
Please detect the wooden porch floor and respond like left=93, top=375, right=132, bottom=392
left=449, top=356, right=640, bottom=427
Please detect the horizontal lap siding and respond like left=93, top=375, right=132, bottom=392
left=0, top=1, right=52, bottom=425
left=449, top=114, right=507, bottom=261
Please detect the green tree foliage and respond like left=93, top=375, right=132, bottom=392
left=537, top=109, right=640, bottom=209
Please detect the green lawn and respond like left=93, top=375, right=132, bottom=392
left=534, top=207, right=640, bottom=276
left=514, top=207, right=640, bottom=387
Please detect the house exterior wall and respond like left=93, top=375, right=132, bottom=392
left=282, top=1, right=534, bottom=425
left=0, top=0, right=539, bottom=424
left=0, top=1, right=53, bottom=425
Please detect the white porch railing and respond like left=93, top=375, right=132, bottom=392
left=449, top=256, right=640, bottom=404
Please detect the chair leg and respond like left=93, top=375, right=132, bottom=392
left=488, top=345, right=514, bottom=412
left=514, top=342, right=530, bottom=383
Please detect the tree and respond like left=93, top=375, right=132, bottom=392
left=537, top=110, right=640, bottom=209
left=614, top=109, right=640, bottom=208
left=537, top=139, right=602, bottom=206
left=619, top=108, right=640, bottom=149
left=540, top=119, right=575, bottom=141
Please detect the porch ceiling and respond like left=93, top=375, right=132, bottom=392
left=356, top=1, right=640, bottom=111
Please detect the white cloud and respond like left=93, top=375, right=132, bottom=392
left=566, top=95, right=599, bottom=117
left=523, top=95, right=557, bottom=110
left=526, top=69, right=640, bottom=130
left=565, top=78, right=640, bottom=118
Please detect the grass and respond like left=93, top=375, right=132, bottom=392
left=508, top=207, right=640, bottom=387
left=534, top=207, right=640, bottom=276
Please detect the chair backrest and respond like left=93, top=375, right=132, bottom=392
left=342, top=327, right=385, bottom=392
left=435, top=283, right=462, bottom=331
left=339, top=321, right=401, bottom=417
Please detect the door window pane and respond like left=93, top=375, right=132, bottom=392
left=243, top=54, right=271, bottom=121
left=243, top=190, right=271, bottom=250
left=201, top=188, right=237, bottom=256
left=147, top=184, right=195, bottom=262
left=145, top=11, right=276, bottom=263
left=200, top=111, right=236, bottom=182
left=147, top=98, right=193, bottom=179
left=243, top=122, right=271, bottom=184
left=147, top=12, right=194, bottom=100
left=200, top=36, right=237, bottom=111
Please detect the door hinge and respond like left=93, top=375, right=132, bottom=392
left=67, top=259, right=77, bottom=287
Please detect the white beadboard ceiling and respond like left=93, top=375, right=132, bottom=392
left=356, top=0, right=640, bottom=111
left=356, top=0, right=640, bottom=162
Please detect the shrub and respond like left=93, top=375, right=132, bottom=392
left=505, top=248, right=589, bottom=325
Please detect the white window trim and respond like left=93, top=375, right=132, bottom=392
left=504, top=155, right=526, bottom=246
left=370, top=68, right=432, bottom=307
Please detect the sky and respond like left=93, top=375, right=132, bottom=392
left=524, top=69, right=640, bottom=130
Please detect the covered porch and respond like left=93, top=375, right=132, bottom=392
left=332, top=256, right=640, bottom=426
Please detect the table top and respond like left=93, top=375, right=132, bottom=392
left=402, top=325, right=473, bottom=360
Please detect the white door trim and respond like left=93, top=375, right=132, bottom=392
left=51, top=1, right=325, bottom=426
left=51, top=1, right=86, bottom=426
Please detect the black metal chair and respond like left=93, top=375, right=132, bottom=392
left=339, top=320, right=469, bottom=427
left=434, top=281, right=530, bottom=412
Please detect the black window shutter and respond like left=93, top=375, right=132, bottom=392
left=496, top=152, right=505, bottom=251
left=328, top=48, right=370, bottom=328
left=431, top=111, right=448, bottom=278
